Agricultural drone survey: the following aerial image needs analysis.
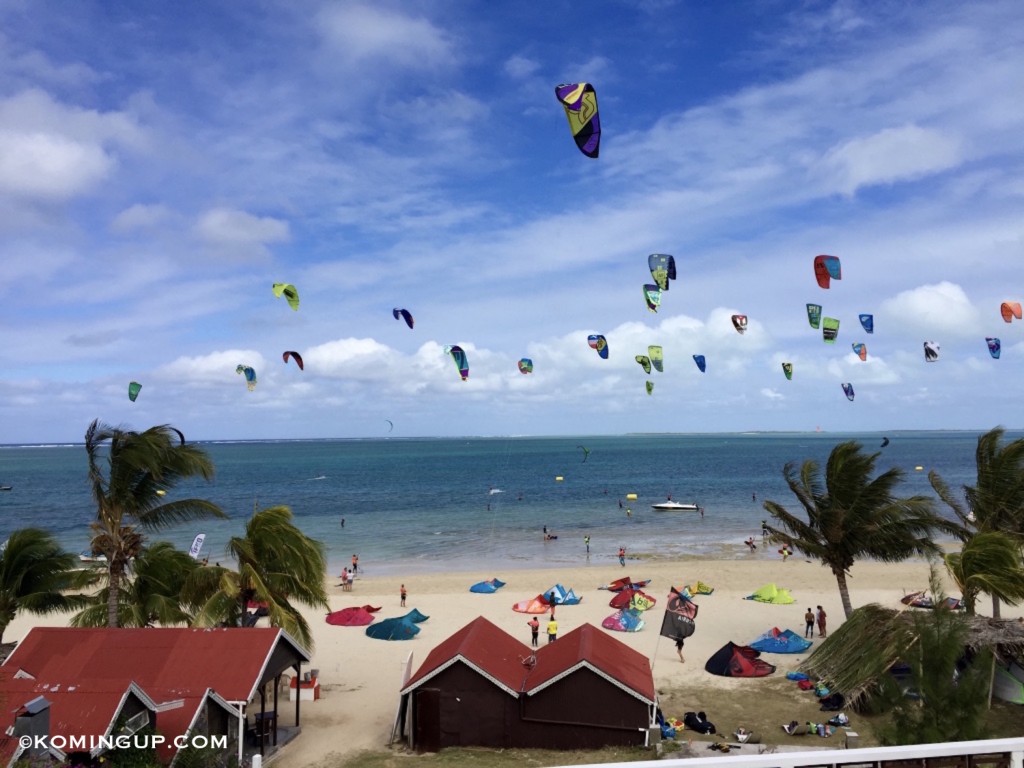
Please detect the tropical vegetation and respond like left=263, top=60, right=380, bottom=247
left=763, top=440, right=954, bottom=618
left=85, top=419, right=225, bottom=628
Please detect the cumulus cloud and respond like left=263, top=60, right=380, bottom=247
left=314, top=5, right=454, bottom=70
left=504, top=54, right=540, bottom=79
left=110, top=203, right=172, bottom=233
left=879, top=281, right=982, bottom=337
left=195, top=208, right=290, bottom=254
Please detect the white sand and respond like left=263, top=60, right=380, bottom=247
left=7, top=555, right=1017, bottom=766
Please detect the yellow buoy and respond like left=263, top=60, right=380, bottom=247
left=626, top=493, right=638, bottom=501
left=156, top=489, right=167, bottom=496
left=914, top=466, right=924, bottom=471
left=555, top=476, right=564, bottom=482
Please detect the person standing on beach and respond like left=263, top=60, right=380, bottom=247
left=804, top=607, right=815, bottom=638
left=584, top=535, right=590, bottom=554
left=816, top=605, right=827, bottom=638
left=618, top=546, right=626, bottom=567
left=675, top=638, right=685, bottom=663
left=546, top=617, right=558, bottom=643
left=351, top=554, right=359, bottom=575
left=400, top=584, right=407, bottom=607
left=528, top=616, right=539, bottom=647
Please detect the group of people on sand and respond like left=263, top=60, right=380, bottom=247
left=804, top=606, right=827, bottom=638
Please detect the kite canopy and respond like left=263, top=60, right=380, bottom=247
left=518, top=358, right=533, bottom=374
left=924, top=341, right=940, bottom=362
left=705, top=642, right=777, bottom=677
left=642, top=284, right=662, bottom=312
left=745, top=583, right=795, bottom=604
left=609, top=587, right=656, bottom=611
left=693, top=354, right=706, bottom=373
left=587, top=334, right=609, bottom=359
left=603, top=609, right=644, bottom=632
left=392, top=308, right=414, bottom=328
left=577, top=445, right=590, bottom=463
left=598, top=576, right=650, bottom=592
left=749, top=627, right=813, bottom=654
left=813, top=255, right=842, bottom=289
left=842, top=382, right=855, bottom=401
left=365, top=616, right=420, bottom=640
left=659, top=587, right=699, bottom=642
left=648, top=346, right=664, bottom=372
left=635, top=355, right=651, bottom=374
left=731, top=315, right=748, bottom=334
left=282, top=351, right=304, bottom=370
left=781, top=363, right=793, bottom=381
left=806, top=304, right=822, bottom=329
left=128, top=381, right=142, bottom=402
left=1000, top=301, right=1022, bottom=323
left=648, top=254, right=676, bottom=292
left=852, top=343, right=867, bottom=361
left=326, top=606, right=379, bottom=626
left=859, top=313, right=874, bottom=333
left=554, top=82, right=600, bottom=158
left=822, top=317, right=840, bottom=343
left=987, top=338, right=1001, bottom=359
left=545, top=584, right=583, bottom=605
left=469, top=578, right=506, bottom=594
left=512, top=595, right=552, bottom=614
left=272, top=282, right=300, bottom=310
left=235, top=365, right=257, bottom=391
left=645, top=381, right=654, bottom=396
left=444, top=345, right=469, bottom=380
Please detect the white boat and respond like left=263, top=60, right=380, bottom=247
left=651, top=501, right=700, bottom=511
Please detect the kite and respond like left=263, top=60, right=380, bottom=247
left=813, top=255, right=842, bottom=289
left=642, top=284, right=662, bottom=312
left=392, top=308, right=414, bottom=329
left=924, top=341, right=940, bottom=362
left=692, top=354, right=706, bottom=373
left=385, top=419, right=394, bottom=432
left=444, top=345, right=469, bottom=380
left=554, top=82, right=600, bottom=158
left=649, top=346, right=664, bottom=372
left=822, top=317, right=840, bottom=343
left=781, top=363, right=793, bottom=380
left=282, top=351, right=304, bottom=370
left=852, top=343, right=867, bottom=361
left=648, top=254, right=676, bottom=292
left=659, top=586, right=698, bottom=642
left=859, top=314, right=874, bottom=334
left=128, top=381, right=142, bottom=402
left=578, top=445, right=590, bottom=463
left=518, top=358, right=534, bottom=374
left=986, top=338, right=1001, bottom=359
left=806, top=304, right=822, bottom=329
left=842, top=382, right=855, bottom=401
left=732, top=314, right=748, bottom=334
left=236, top=365, right=257, bottom=391
left=881, top=437, right=890, bottom=447
left=272, top=283, right=300, bottom=310
left=635, top=355, right=651, bottom=374
left=646, top=381, right=654, bottom=395
left=587, top=334, right=609, bottom=359
left=1000, top=302, right=1022, bottom=323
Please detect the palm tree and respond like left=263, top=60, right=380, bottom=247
left=71, top=541, right=204, bottom=628
left=943, top=531, right=1024, bottom=615
left=0, top=528, right=94, bottom=643
left=930, top=426, right=1024, bottom=618
left=763, top=440, right=952, bottom=619
left=85, top=419, right=225, bottom=628
left=185, top=505, right=328, bottom=650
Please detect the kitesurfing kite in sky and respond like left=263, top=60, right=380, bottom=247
left=578, top=445, right=590, bottom=463
left=852, top=343, right=867, bottom=361
left=635, top=355, right=651, bottom=374
left=859, top=314, right=874, bottom=334
left=806, top=304, right=822, bottom=329
left=588, top=335, right=609, bottom=359
left=272, top=283, right=300, bottom=310
left=781, top=363, right=793, bottom=380
left=1000, top=302, right=1022, bottom=322
left=649, top=346, right=664, bottom=372
left=642, top=284, right=661, bottom=312
left=646, top=381, right=654, bottom=395
left=822, top=317, right=840, bottom=343
left=282, top=351, right=304, bottom=370
left=924, top=341, right=940, bottom=362
left=444, top=345, right=469, bottom=380
left=554, top=82, right=600, bottom=158
left=731, top=315, right=747, bottom=334
left=393, top=308, right=414, bottom=329
left=693, top=355, right=706, bottom=373
left=518, top=358, right=533, bottom=374
left=648, top=254, right=676, bottom=292
left=813, top=255, right=842, bottom=289
left=842, top=383, right=855, bottom=401
left=385, top=419, right=394, bottom=432
left=987, top=338, right=1001, bottom=359
left=128, top=381, right=141, bottom=402
left=236, top=365, right=257, bottom=391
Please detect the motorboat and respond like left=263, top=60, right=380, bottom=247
left=651, top=501, right=700, bottom=511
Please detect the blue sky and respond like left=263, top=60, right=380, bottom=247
left=2, top=1, right=1023, bottom=443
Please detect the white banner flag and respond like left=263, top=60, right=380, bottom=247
left=189, top=533, right=206, bottom=559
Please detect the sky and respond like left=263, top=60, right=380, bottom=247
left=1, top=1, right=1023, bottom=443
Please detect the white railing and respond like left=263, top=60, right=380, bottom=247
left=564, top=737, right=1024, bottom=768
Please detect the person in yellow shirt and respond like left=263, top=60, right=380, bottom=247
left=546, top=617, right=558, bottom=643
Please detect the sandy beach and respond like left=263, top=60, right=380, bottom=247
left=6, top=554, right=1019, bottom=765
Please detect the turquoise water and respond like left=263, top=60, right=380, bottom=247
left=0, top=431, right=1005, bottom=577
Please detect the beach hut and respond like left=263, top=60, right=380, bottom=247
left=396, top=617, right=656, bottom=752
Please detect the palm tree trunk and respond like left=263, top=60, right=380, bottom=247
left=107, top=567, right=121, bottom=628
left=991, top=593, right=1002, bottom=619
left=834, top=569, right=854, bottom=618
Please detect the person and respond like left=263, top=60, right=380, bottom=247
left=625, top=507, right=632, bottom=518
left=548, top=591, right=557, bottom=618
left=699, top=506, right=705, bottom=519
left=351, top=554, right=359, bottom=575
left=584, top=535, right=590, bottom=554
left=546, top=617, right=558, bottom=644
left=618, top=546, right=626, bottom=567
left=745, top=536, right=756, bottom=552
left=528, top=616, right=539, bottom=647
left=761, top=520, right=769, bottom=540
left=339, top=568, right=350, bottom=591
left=400, top=584, right=407, bottom=607
left=543, top=525, right=548, bottom=538
left=804, top=607, right=815, bottom=638
left=618, top=499, right=623, bottom=509
left=816, top=605, right=827, bottom=638
left=340, top=517, right=345, bottom=528
left=667, top=493, right=672, bottom=501
left=753, top=492, right=757, bottom=502
left=781, top=546, right=791, bottom=562
left=675, top=638, right=685, bottom=663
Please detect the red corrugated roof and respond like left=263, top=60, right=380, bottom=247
left=524, top=623, right=656, bottom=702
left=401, top=617, right=533, bottom=695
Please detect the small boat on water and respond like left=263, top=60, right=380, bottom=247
left=79, top=553, right=108, bottom=564
left=0, top=485, right=11, bottom=491
left=651, top=501, right=700, bottom=511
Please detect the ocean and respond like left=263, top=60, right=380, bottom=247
left=0, top=431, right=1007, bottom=578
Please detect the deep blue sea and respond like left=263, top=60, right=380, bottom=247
left=0, top=431, right=1008, bottom=577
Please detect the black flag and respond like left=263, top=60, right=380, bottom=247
left=660, top=586, right=698, bottom=641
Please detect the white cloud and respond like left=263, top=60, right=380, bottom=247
left=195, top=208, right=290, bottom=248
left=110, top=203, right=172, bottom=233
left=314, top=5, right=454, bottom=70
left=504, top=54, right=540, bottom=79
left=879, top=281, right=982, bottom=338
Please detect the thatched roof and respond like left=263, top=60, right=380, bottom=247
left=799, top=604, right=1024, bottom=710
